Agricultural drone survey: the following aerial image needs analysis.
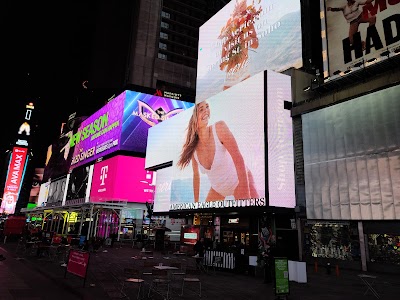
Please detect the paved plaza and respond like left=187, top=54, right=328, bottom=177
left=1, top=240, right=399, bottom=300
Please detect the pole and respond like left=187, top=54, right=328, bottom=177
left=78, top=208, right=84, bottom=236
left=358, top=221, right=367, bottom=272
left=117, top=209, right=122, bottom=242
left=86, top=205, right=94, bottom=240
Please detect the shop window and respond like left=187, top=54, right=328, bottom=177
left=304, top=222, right=360, bottom=261
left=368, top=234, right=400, bottom=265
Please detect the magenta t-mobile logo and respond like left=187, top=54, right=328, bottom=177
left=100, top=165, right=108, bottom=186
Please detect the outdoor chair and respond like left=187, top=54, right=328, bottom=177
left=180, top=268, right=202, bottom=298
left=119, top=268, right=145, bottom=300
left=147, top=269, right=171, bottom=299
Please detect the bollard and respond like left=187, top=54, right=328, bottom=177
left=336, top=264, right=340, bottom=277
left=326, top=262, right=331, bottom=275
left=314, top=260, right=318, bottom=273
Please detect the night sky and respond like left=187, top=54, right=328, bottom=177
left=3, top=2, right=97, bottom=169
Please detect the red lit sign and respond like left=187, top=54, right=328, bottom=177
left=0, top=147, right=28, bottom=214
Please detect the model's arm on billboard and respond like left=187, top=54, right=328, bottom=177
left=192, top=156, right=200, bottom=203
left=216, top=121, right=250, bottom=200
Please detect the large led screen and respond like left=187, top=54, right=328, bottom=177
left=196, top=0, right=302, bottom=101
left=90, top=155, right=155, bottom=203
left=46, top=176, right=68, bottom=207
left=0, top=147, right=28, bottom=214
left=153, top=167, right=174, bottom=212
left=302, top=85, right=400, bottom=220
left=120, top=90, right=195, bottom=153
left=324, top=0, right=400, bottom=77
left=69, top=91, right=194, bottom=170
left=69, top=92, right=125, bottom=170
left=267, top=71, right=296, bottom=208
left=65, top=165, right=94, bottom=205
left=147, top=72, right=266, bottom=211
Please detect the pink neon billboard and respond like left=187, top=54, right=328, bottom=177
left=90, top=155, right=155, bottom=203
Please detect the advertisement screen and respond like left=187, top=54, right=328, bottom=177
left=43, top=118, right=83, bottom=182
left=153, top=167, right=174, bottom=213
left=267, top=71, right=296, bottom=208
left=147, top=72, right=266, bottom=211
left=302, top=85, right=400, bottom=220
left=37, top=182, right=50, bottom=207
left=0, top=147, right=28, bottom=214
left=69, top=92, right=125, bottom=170
left=29, top=168, right=44, bottom=205
left=196, top=0, right=302, bottom=101
left=121, top=90, right=195, bottom=153
left=46, top=176, right=68, bottom=207
left=90, top=155, right=155, bottom=203
left=324, top=0, right=400, bottom=77
left=65, top=165, right=94, bottom=205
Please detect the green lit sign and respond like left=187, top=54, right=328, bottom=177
left=70, top=112, right=109, bottom=147
left=274, top=257, right=289, bottom=296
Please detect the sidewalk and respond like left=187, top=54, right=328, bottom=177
left=1, top=241, right=399, bottom=300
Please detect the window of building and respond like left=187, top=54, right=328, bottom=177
left=161, top=21, right=169, bottom=29
left=161, top=11, right=170, bottom=19
left=160, top=32, right=168, bottom=39
left=159, top=42, right=167, bottom=50
left=158, top=53, right=167, bottom=60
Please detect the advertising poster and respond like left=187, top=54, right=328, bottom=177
left=324, top=0, right=400, bottom=77
left=90, top=156, right=155, bottom=203
left=121, top=90, right=195, bottom=154
left=29, top=167, right=44, bottom=205
left=65, top=165, right=93, bottom=204
left=274, top=257, right=290, bottom=296
left=69, top=92, right=125, bottom=170
left=46, top=176, right=67, bottom=207
left=196, top=0, right=302, bottom=101
left=0, top=147, right=28, bottom=214
left=147, top=72, right=266, bottom=211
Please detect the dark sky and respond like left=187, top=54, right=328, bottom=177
left=3, top=2, right=96, bottom=169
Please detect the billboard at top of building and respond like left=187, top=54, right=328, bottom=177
left=0, top=147, right=29, bottom=214
left=90, top=155, right=155, bottom=203
left=323, top=0, right=400, bottom=77
left=69, top=91, right=194, bottom=170
left=196, top=0, right=302, bottom=102
left=147, top=72, right=266, bottom=211
left=120, top=90, right=195, bottom=153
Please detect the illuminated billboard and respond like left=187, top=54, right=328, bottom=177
left=120, top=90, right=195, bottom=153
left=323, top=0, right=400, bottom=77
left=0, top=147, right=29, bottom=214
left=196, top=0, right=302, bottom=101
left=65, top=165, right=94, bottom=205
left=147, top=71, right=296, bottom=211
left=302, top=85, right=400, bottom=220
left=69, top=92, right=125, bottom=170
left=69, top=91, right=194, bottom=170
left=90, top=155, right=155, bottom=203
left=46, top=176, right=68, bottom=207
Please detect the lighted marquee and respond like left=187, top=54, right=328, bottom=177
left=90, top=155, right=155, bottom=203
left=69, top=91, right=194, bottom=170
left=323, top=0, right=400, bottom=78
left=196, top=0, right=302, bottom=102
left=0, top=147, right=29, bottom=214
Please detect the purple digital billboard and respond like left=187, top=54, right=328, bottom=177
left=69, top=92, right=125, bottom=170
left=121, top=91, right=195, bottom=153
left=69, top=90, right=194, bottom=170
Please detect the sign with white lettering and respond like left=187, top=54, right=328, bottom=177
left=0, top=147, right=28, bottom=214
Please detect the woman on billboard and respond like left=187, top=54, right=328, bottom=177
left=177, top=100, right=258, bottom=202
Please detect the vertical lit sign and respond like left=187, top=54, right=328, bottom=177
left=16, top=102, right=35, bottom=147
left=0, top=147, right=28, bottom=214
